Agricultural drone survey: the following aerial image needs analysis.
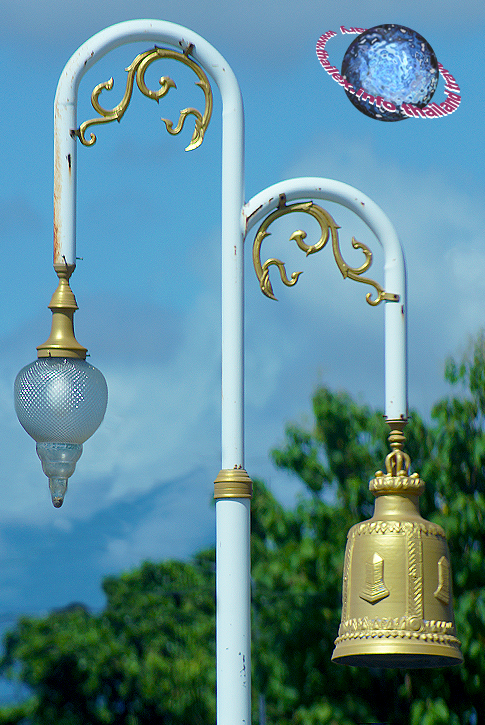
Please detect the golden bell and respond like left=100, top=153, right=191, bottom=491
left=332, top=423, right=463, bottom=668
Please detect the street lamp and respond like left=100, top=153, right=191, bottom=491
left=15, top=19, right=249, bottom=725
left=244, top=178, right=462, bottom=668
left=14, top=264, right=108, bottom=507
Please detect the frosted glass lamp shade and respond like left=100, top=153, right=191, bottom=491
left=14, top=358, right=108, bottom=506
left=15, top=358, right=108, bottom=443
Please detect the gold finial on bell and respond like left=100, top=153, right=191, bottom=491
left=332, top=420, right=463, bottom=668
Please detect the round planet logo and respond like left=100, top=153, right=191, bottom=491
left=316, top=25, right=461, bottom=121
left=342, top=25, right=438, bottom=121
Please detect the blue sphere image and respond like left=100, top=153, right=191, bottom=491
left=341, top=24, right=439, bottom=121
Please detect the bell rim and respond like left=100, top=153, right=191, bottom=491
left=332, top=640, right=463, bottom=669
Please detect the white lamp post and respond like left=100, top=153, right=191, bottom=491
left=14, top=19, right=250, bottom=725
left=244, top=178, right=461, bottom=668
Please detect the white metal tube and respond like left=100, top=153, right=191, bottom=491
left=54, top=20, right=249, bottom=725
left=243, top=177, right=408, bottom=422
left=216, top=498, right=251, bottom=722
left=219, top=41, right=245, bottom=471
left=54, top=102, right=77, bottom=268
left=216, top=51, right=250, bottom=725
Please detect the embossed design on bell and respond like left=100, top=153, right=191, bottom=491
left=76, top=46, right=213, bottom=150
left=434, top=555, right=451, bottom=605
left=360, top=553, right=390, bottom=603
left=332, top=421, right=463, bottom=667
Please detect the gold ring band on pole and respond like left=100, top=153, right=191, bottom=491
left=214, top=469, right=253, bottom=499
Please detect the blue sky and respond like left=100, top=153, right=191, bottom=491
left=0, top=0, right=483, bottom=644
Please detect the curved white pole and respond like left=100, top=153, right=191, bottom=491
left=243, top=177, right=408, bottom=422
left=54, top=20, right=249, bottom=725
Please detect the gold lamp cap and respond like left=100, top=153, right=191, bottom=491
left=37, top=264, right=87, bottom=359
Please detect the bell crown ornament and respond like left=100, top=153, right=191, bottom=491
left=332, top=420, right=463, bottom=668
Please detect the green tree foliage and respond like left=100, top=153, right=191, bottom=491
left=251, top=334, right=485, bottom=725
left=0, top=555, right=216, bottom=725
left=2, top=334, right=485, bottom=724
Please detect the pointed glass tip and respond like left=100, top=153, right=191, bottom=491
left=49, top=478, right=68, bottom=508
left=35, top=443, right=82, bottom=508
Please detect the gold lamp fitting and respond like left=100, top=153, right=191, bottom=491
left=332, top=420, right=463, bottom=668
left=214, top=468, right=253, bottom=499
left=36, top=263, right=87, bottom=359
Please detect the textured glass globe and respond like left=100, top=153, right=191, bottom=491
left=341, top=24, right=439, bottom=121
left=15, top=358, right=108, bottom=506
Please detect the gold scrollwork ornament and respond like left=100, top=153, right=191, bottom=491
left=76, top=46, right=213, bottom=151
left=252, top=195, right=399, bottom=306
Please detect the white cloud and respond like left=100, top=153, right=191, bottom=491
left=445, top=244, right=485, bottom=345
left=98, top=471, right=215, bottom=571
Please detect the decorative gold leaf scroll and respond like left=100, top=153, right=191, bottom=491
left=76, top=45, right=213, bottom=150
left=252, top=195, right=399, bottom=306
